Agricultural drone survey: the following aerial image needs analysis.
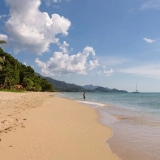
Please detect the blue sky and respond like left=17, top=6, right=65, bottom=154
left=0, top=0, right=160, bottom=92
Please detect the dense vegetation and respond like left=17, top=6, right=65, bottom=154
left=0, top=47, right=54, bottom=92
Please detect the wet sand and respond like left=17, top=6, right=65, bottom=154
left=0, top=92, right=119, bottom=160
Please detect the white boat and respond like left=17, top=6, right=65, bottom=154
left=132, top=84, right=139, bottom=93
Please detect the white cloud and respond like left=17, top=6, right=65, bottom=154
left=35, top=46, right=99, bottom=76
left=143, top=37, right=155, bottom=43
left=45, top=0, right=70, bottom=6
left=0, top=14, right=8, bottom=19
left=98, top=56, right=131, bottom=66
left=104, top=69, right=114, bottom=76
left=58, top=41, right=69, bottom=54
left=0, top=34, right=8, bottom=41
left=118, top=64, right=160, bottom=79
left=140, top=0, right=160, bottom=10
left=97, top=68, right=114, bottom=76
left=23, top=62, right=27, bottom=66
left=4, top=0, right=71, bottom=54
left=45, top=0, right=61, bottom=6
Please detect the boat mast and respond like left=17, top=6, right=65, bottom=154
left=136, top=83, right=138, bottom=92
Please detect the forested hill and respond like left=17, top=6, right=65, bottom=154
left=0, top=47, right=54, bottom=92
left=40, top=77, right=86, bottom=92
left=35, top=73, right=127, bottom=93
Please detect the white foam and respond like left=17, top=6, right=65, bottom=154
left=77, top=100, right=105, bottom=108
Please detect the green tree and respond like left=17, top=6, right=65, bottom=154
left=6, top=77, right=15, bottom=89
left=0, top=40, right=7, bottom=70
left=0, top=47, right=54, bottom=91
left=0, top=67, right=14, bottom=87
left=41, top=79, right=54, bottom=92
left=23, top=77, right=34, bottom=90
left=33, top=83, right=42, bottom=92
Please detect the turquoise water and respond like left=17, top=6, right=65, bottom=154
left=59, top=92, right=160, bottom=160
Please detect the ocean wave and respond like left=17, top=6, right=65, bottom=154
left=77, top=100, right=105, bottom=108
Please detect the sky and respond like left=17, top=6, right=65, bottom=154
left=0, top=0, right=160, bottom=92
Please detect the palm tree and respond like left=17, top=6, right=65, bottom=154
left=0, top=56, right=5, bottom=71
left=0, top=40, right=7, bottom=44
left=0, top=40, right=6, bottom=70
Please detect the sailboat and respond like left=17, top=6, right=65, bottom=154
left=132, top=84, right=139, bottom=93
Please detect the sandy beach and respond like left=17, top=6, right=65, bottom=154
left=0, top=92, right=119, bottom=160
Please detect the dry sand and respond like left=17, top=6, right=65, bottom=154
left=0, top=91, right=119, bottom=160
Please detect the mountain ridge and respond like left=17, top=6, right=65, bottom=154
left=83, top=84, right=99, bottom=90
left=35, top=72, right=128, bottom=93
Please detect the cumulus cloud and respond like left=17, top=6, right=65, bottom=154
left=35, top=46, right=99, bottom=75
left=118, top=64, right=160, bottom=79
left=58, top=41, right=69, bottom=54
left=0, top=34, right=8, bottom=41
left=140, top=0, right=160, bottom=10
left=4, top=0, right=71, bottom=54
left=143, top=37, right=155, bottom=43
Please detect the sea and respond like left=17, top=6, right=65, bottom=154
left=58, top=92, right=160, bottom=160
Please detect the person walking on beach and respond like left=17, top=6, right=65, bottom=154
left=83, top=92, right=86, bottom=100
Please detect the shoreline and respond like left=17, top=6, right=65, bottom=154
left=0, top=92, right=119, bottom=160
left=57, top=93, right=120, bottom=159
left=61, top=92, right=160, bottom=160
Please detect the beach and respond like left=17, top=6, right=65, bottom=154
left=0, top=92, right=118, bottom=160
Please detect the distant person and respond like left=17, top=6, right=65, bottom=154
left=83, top=92, right=86, bottom=100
